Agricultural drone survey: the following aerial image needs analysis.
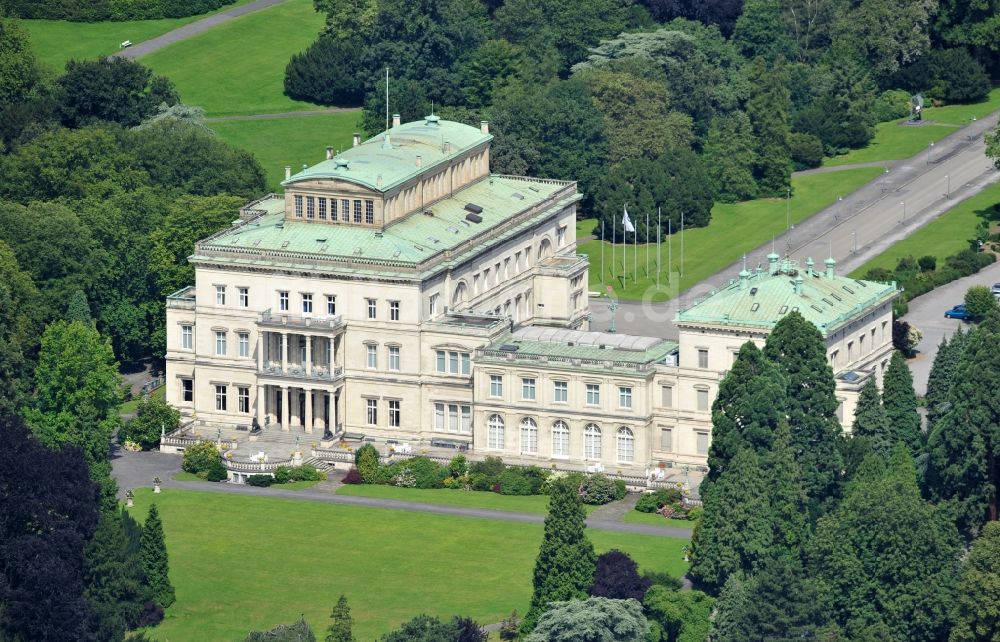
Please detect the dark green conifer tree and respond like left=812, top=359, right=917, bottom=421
left=926, top=327, right=964, bottom=427
left=852, top=378, right=891, bottom=457
left=85, top=510, right=150, bottom=641
left=140, top=503, right=175, bottom=609
left=882, top=351, right=923, bottom=456
left=762, top=311, right=843, bottom=511
left=950, top=521, right=1000, bottom=642
left=765, top=422, right=809, bottom=558
left=521, top=477, right=596, bottom=634
left=746, top=56, right=791, bottom=196
left=325, top=594, right=355, bottom=642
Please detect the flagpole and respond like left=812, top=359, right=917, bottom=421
left=611, top=217, right=615, bottom=285
left=645, top=210, right=649, bottom=278
left=668, top=217, right=672, bottom=285
left=656, top=207, right=661, bottom=288
left=633, top=221, right=637, bottom=285
left=600, top=221, right=605, bottom=286
left=681, top=211, right=685, bottom=278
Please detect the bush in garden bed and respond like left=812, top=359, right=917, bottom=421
left=635, top=488, right=683, bottom=513
left=579, top=474, right=627, bottom=505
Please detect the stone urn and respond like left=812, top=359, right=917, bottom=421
left=153, top=477, right=162, bottom=494
left=125, top=490, right=134, bottom=508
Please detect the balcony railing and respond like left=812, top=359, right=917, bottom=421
left=259, top=310, right=344, bottom=331
left=259, top=362, right=344, bottom=381
left=166, top=286, right=196, bottom=310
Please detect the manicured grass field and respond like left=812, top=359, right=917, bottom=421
left=22, top=0, right=259, bottom=69
left=850, top=180, right=1000, bottom=277
left=173, top=473, right=322, bottom=489
left=336, top=484, right=601, bottom=516
left=172, top=471, right=203, bottom=482
left=211, top=112, right=360, bottom=190
left=141, top=0, right=326, bottom=116
left=130, top=489, right=688, bottom=641
left=579, top=167, right=883, bottom=300
left=824, top=89, right=1000, bottom=168
left=622, top=511, right=696, bottom=529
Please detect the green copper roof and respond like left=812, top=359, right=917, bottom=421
left=283, top=117, right=492, bottom=193
left=191, top=176, right=577, bottom=277
left=675, top=259, right=898, bottom=336
left=480, top=327, right=677, bottom=370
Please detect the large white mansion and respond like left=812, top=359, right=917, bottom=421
left=165, top=116, right=897, bottom=476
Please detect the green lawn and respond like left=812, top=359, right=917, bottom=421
left=824, top=89, right=1000, bottom=168
left=22, top=0, right=259, bottom=69
left=622, top=511, right=696, bottom=529
left=141, top=0, right=327, bottom=116
left=580, top=167, right=883, bottom=300
left=337, top=484, right=602, bottom=516
left=211, top=112, right=360, bottom=190
left=120, top=385, right=164, bottom=416
left=172, top=471, right=203, bottom=482
left=130, top=489, right=687, bottom=641
left=850, top=180, right=1000, bottom=277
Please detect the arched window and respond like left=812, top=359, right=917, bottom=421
left=488, top=414, right=505, bottom=450
left=520, top=417, right=538, bottom=454
left=584, top=424, right=602, bottom=460
left=616, top=427, right=635, bottom=463
left=538, top=238, right=553, bottom=260
left=452, top=282, right=468, bottom=309
left=552, top=421, right=569, bottom=457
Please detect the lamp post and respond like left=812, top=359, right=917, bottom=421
left=928, top=142, right=934, bottom=165
left=882, top=167, right=890, bottom=192
left=837, top=195, right=843, bottom=222
left=946, top=174, right=950, bottom=197
left=901, top=201, right=906, bottom=224
left=852, top=231, right=857, bottom=254
left=785, top=187, right=791, bottom=230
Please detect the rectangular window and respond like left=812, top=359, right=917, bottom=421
left=449, top=351, right=459, bottom=374
left=697, top=388, right=709, bottom=411
left=660, top=427, right=673, bottom=451
left=326, top=295, right=336, bottom=316
left=366, top=398, right=377, bottom=425
left=389, top=300, right=400, bottom=321
left=435, top=403, right=445, bottom=431
left=215, top=330, right=227, bottom=356
left=238, top=332, right=250, bottom=358
left=181, top=325, right=192, bottom=350
left=388, top=345, right=400, bottom=371
left=490, top=374, right=503, bottom=397
left=461, top=405, right=471, bottom=433
left=366, top=298, right=376, bottom=319
left=366, top=344, right=377, bottom=369
left=181, top=378, right=193, bottom=402
left=619, top=386, right=633, bottom=409
left=522, top=378, right=536, bottom=401
left=696, top=432, right=709, bottom=455
left=660, top=385, right=673, bottom=408
left=238, top=287, right=249, bottom=308
left=353, top=199, right=362, bottom=223
left=429, top=294, right=439, bottom=317
left=294, top=195, right=303, bottom=217
left=238, top=386, right=249, bottom=413
left=318, top=197, right=327, bottom=220
left=341, top=199, right=350, bottom=223
left=302, top=293, right=313, bottom=314
left=586, top=383, right=600, bottom=405
left=389, top=400, right=400, bottom=427
left=331, top=198, right=338, bottom=221
left=365, top=199, right=374, bottom=224
left=437, top=351, right=446, bottom=373
left=448, top=404, right=459, bottom=433
left=278, top=291, right=289, bottom=311
left=215, top=384, right=227, bottom=411
left=553, top=380, right=568, bottom=402
left=306, top=196, right=315, bottom=219
left=848, top=341, right=854, bottom=362
left=697, top=348, right=708, bottom=369
left=215, top=285, right=226, bottom=306
left=557, top=226, right=567, bottom=247
left=461, top=353, right=470, bottom=375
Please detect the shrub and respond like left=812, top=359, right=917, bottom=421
left=119, top=395, right=179, bottom=450
left=788, top=132, right=824, bottom=170
left=137, top=600, right=164, bottom=628
left=205, top=458, right=228, bottom=482
left=579, top=474, right=624, bottom=505
left=355, top=444, right=380, bottom=483
left=448, top=455, right=468, bottom=477
left=288, top=464, right=324, bottom=482
left=469, top=456, right=506, bottom=491
left=643, top=570, right=683, bottom=591
left=687, top=506, right=704, bottom=522
left=917, top=255, right=937, bottom=272
left=871, top=89, right=912, bottom=123
left=246, top=475, right=274, bottom=487
left=342, top=467, right=363, bottom=484
left=392, top=468, right=417, bottom=488
left=964, top=285, right=999, bottom=322
left=273, top=465, right=291, bottom=484
left=499, top=468, right=534, bottom=496
left=403, top=457, right=448, bottom=489
left=283, top=35, right=366, bottom=106
left=182, top=441, right=218, bottom=474
left=635, top=488, right=683, bottom=513
left=893, top=48, right=991, bottom=104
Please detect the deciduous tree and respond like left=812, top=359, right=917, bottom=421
left=643, top=585, right=714, bottom=642
left=590, top=550, right=651, bottom=601
left=57, top=57, right=178, bottom=128
left=524, top=597, right=648, bottom=642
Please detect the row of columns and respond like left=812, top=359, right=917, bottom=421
left=256, top=384, right=339, bottom=433
left=257, top=331, right=337, bottom=376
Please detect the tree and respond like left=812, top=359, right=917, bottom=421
left=926, top=328, right=964, bottom=426
left=522, top=477, right=596, bottom=633
left=988, top=124, right=1000, bottom=170
left=24, top=320, right=122, bottom=510
left=732, top=0, right=796, bottom=62
left=832, top=0, right=937, bottom=80
left=524, top=597, right=648, bottom=642
left=643, top=585, right=714, bottom=642
left=246, top=619, right=317, bottom=642
left=0, top=16, right=43, bottom=105
left=0, top=240, right=39, bottom=415
left=590, top=550, right=651, bottom=601
left=326, top=595, right=356, bottom=642
left=0, top=415, right=99, bottom=642
left=764, top=422, right=809, bottom=558
left=965, top=285, right=999, bottom=322
left=882, top=350, right=923, bottom=456
left=637, top=0, right=745, bottom=36
left=354, top=443, right=381, bottom=483
left=182, top=440, right=220, bottom=475
left=313, top=0, right=379, bottom=41
left=745, top=56, right=791, bottom=196
left=85, top=510, right=152, bottom=641
left=926, top=313, right=1000, bottom=536
left=892, top=48, right=991, bottom=104
left=950, top=522, right=1000, bottom=642
left=66, top=288, right=93, bottom=324
left=851, top=378, right=891, bottom=457
left=57, top=57, right=178, bottom=128
left=689, top=449, right=773, bottom=593
left=378, top=615, right=485, bottom=642
left=703, top=112, right=757, bottom=202
left=140, top=503, right=175, bottom=609
left=460, top=39, right=523, bottom=109
left=810, top=448, right=960, bottom=641
left=762, top=311, right=844, bottom=511
left=284, top=34, right=366, bottom=106
left=120, top=394, right=180, bottom=451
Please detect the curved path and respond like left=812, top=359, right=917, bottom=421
left=113, top=0, right=289, bottom=60
left=113, top=450, right=692, bottom=539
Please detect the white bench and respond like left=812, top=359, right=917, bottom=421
left=120, top=40, right=133, bottom=49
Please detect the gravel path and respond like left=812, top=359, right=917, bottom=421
left=113, top=0, right=289, bottom=60
left=205, top=107, right=361, bottom=123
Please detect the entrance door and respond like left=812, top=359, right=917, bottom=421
left=298, top=392, right=306, bottom=426
left=274, top=391, right=282, bottom=428
left=323, top=394, right=330, bottom=428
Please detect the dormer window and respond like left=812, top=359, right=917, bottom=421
left=294, top=195, right=303, bottom=217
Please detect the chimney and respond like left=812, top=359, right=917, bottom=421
left=805, top=257, right=814, bottom=276
left=325, top=146, right=334, bottom=160
left=738, top=267, right=750, bottom=290
left=443, top=141, right=452, bottom=153
left=794, top=274, right=804, bottom=295
left=392, top=113, right=401, bottom=128
left=480, top=120, right=489, bottom=135
left=284, top=165, right=291, bottom=180
left=415, top=155, right=422, bottom=167
left=352, top=132, right=361, bottom=147
left=766, top=251, right=779, bottom=275
left=825, top=256, right=836, bottom=278
left=376, top=174, right=383, bottom=188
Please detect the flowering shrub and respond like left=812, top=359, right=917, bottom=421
left=342, top=467, right=363, bottom=484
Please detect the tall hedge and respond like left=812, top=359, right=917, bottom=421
left=0, top=0, right=237, bottom=21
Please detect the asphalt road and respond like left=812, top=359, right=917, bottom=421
left=590, top=110, right=1000, bottom=339
left=900, top=260, right=1000, bottom=395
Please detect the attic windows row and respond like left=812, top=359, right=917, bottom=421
left=293, top=195, right=374, bottom=225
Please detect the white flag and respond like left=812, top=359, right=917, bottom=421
left=622, top=205, right=635, bottom=233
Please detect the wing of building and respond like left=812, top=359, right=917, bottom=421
left=164, top=116, right=897, bottom=484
